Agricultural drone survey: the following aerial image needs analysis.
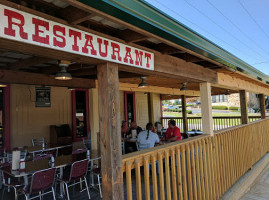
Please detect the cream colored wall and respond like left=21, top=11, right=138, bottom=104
left=152, top=93, right=161, bottom=123
left=135, top=92, right=149, bottom=129
left=10, top=84, right=72, bottom=148
left=89, top=88, right=99, bottom=151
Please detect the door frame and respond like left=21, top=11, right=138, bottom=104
left=124, top=91, right=136, bottom=123
left=72, top=89, right=90, bottom=142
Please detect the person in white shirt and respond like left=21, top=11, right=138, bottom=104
left=137, top=123, right=160, bottom=150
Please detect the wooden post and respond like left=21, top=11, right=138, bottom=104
left=259, top=94, right=266, bottom=119
left=239, top=90, right=248, bottom=124
left=97, top=62, right=123, bottom=200
left=181, top=95, right=188, bottom=134
left=200, top=82, right=213, bottom=136
left=147, top=93, right=153, bottom=123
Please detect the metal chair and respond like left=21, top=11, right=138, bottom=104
left=58, top=159, right=91, bottom=200
left=33, top=153, right=53, bottom=161
left=31, top=138, right=45, bottom=147
left=72, top=148, right=87, bottom=155
left=1, top=163, right=24, bottom=200
left=83, top=138, right=91, bottom=150
left=89, top=158, right=102, bottom=198
left=19, top=168, right=56, bottom=200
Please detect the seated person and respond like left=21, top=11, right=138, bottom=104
left=163, top=119, right=181, bottom=142
left=137, top=122, right=160, bottom=150
left=127, top=121, right=142, bottom=138
left=121, top=120, right=129, bottom=138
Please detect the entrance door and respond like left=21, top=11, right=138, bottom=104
left=72, top=89, right=90, bottom=142
left=124, top=92, right=136, bottom=126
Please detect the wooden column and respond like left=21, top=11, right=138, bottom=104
left=200, top=82, right=214, bottom=136
left=259, top=94, right=266, bottom=119
left=97, top=62, right=123, bottom=200
left=181, top=95, right=188, bottom=134
left=239, top=90, right=248, bottom=124
left=147, top=93, right=153, bottom=123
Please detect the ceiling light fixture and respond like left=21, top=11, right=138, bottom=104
left=180, top=82, right=188, bottom=91
left=138, top=77, right=148, bottom=88
left=225, top=89, right=230, bottom=95
left=0, top=84, right=7, bottom=87
left=55, top=60, right=72, bottom=80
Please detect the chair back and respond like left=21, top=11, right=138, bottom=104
left=34, top=154, right=53, bottom=161
left=6, top=151, right=27, bottom=162
left=30, top=168, right=56, bottom=195
left=83, top=138, right=91, bottom=149
left=72, top=148, right=87, bottom=155
left=32, top=138, right=45, bottom=147
left=68, top=159, right=88, bottom=182
left=42, top=149, right=57, bottom=157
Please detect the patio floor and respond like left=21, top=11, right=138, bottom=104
left=0, top=173, right=102, bottom=200
left=240, top=165, right=269, bottom=200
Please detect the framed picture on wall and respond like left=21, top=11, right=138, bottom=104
left=36, top=87, right=51, bottom=107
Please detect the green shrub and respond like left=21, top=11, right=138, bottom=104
left=187, top=110, right=192, bottom=114
left=229, top=106, right=239, bottom=111
left=212, top=106, right=228, bottom=110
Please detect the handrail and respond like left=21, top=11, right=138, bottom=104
left=122, top=118, right=269, bottom=199
left=161, top=116, right=262, bottom=131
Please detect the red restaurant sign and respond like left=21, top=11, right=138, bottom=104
left=0, top=4, right=154, bottom=70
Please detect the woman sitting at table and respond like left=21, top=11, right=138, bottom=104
left=137, top=123, right=160, bottom=150
left=121, top=120, right=129, bottom=138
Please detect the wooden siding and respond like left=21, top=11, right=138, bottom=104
left=10, top=84, right=72, bottom=148
left=135, top=92, right=149, bottom=129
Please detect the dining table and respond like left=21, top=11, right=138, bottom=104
left=1, top=150, right=100, bottom=198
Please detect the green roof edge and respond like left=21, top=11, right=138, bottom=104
left=78, top=0, right=269, bottom=84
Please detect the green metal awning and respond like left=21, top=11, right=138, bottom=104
left=78, top=0, right=269, bottom=84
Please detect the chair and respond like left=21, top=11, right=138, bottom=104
left=83, top=138, right=91, bottom=150
left=6, top=151, right=27, bottom=162
left=19, top=168, right=56, bottom=200
left=33, top=154, right=53, bottom=161
left=1, top=163, right=24, bottom=200
left=31, top=138, right=45, bottom=147
left=89, top=158, right=102, bottom=198
left=50, top=124, right=73, bottom=146
left=72, top=148, right=87, bottom=155
left=58, top=159, right=91, bottom=200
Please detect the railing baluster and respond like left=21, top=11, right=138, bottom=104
left=158, top=152, right=165, bottom=200
left=176, top=147, right=183, bottom=200
left=165, top=150, right=172, bottom=200
left=135, top=159, right=142, bottom=200
left=144, top=156, right=150, bottom=200
left=181, top=145, right=188, bottom=200
left=126, top=161, right=133, bottom=200
left=151, top=155, right=158, bottom=200
left=171, top=149, right=177, bottom=200
left=191, top=143, right=198, bottom=200
left=186, top=144, right=193, bottom=200
left=195, top=141, right=202, bottom=200
left=202, top=139, right=210, bottom=200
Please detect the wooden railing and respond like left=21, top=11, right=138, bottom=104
left=161, top=116, right=262, bottom=131
left=122, top=118, right=269, bottom=200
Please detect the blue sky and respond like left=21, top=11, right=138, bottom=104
left=145, top=0, right=269, bottom=75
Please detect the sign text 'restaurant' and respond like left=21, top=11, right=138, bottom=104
left=0, top=4, right=154, bottom=70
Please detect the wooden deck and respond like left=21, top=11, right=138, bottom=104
left=240, top=166, right=269, bottom=200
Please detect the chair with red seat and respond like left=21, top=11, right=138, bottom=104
left=1, top=163, right=24, bottom=200
left=58, top=159, right=90, bottom=200
left=19, top=168, right=56, bottom=200
left=89, top=158, right=102, bottom=198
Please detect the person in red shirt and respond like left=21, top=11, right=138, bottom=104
left=164, top=119, right=181, bottom=141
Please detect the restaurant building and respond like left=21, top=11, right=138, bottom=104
left=1, top=0, right=269, bottom=199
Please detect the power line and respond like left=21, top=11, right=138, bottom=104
left=238, top=0, right=269, bottom=40
left=206, top=0, right=269, bottom=56
left=148, top=0, right=263, bottom=61
left=183, top=0, right=267, bottom=60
